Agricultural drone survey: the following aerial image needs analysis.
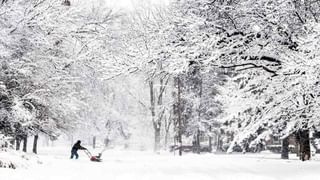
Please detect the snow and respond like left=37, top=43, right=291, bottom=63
left=2, top=147, right=320, bottom=180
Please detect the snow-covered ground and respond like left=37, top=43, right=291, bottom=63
left=1, top=147, right=320, bottom=180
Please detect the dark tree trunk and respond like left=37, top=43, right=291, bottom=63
left=216, top=134, right=222, bottom=152
left=93, top=136, right=96, bottom=149
left=154, top=127, right=160, bottom=153
left=164, top=111, right=173, bottom=150
left=15, top=137, right=21, bottom=151
left=197, top=130, right=200, bottom=154
left=177, top=77, right=182, bottom=156
left=195, top=74, right=202, bottom=154
left=193, top=129, right=201, bottom=154
left=281, top=137, right=289, bottom=159
left=208, top=126, right=212, bottom=153
left=298, top=130, right=311, bottom=161
left=150, top=76, right=168, bottom=153
left=32, top=135, right=38, bottom=154
left=164, top=116, right=170, bottom=150
left=22, top=135, right=27, bottom=152
left=296, top=142, right=300, bottom=157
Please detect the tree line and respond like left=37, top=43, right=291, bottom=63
left=1, top=0, right=320, bottom=162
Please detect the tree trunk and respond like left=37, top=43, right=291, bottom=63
left=177, top=76, right=182, bottom=156
left=281, top=136, right=289, bottom=159
left=195, top=74, right=202, bottom=154
left=164, top=130, right=169, bottom=150
left=22, top=135, right=27, bottom=152
left=16, top=137, right=21, bottom=151
left=32, top=135, right=39, bottom=154
left=298, top=130, right=311, bottom=161
left=164, top=117, right=169, bottom=150
left=208, top=126, right=212, bottom=153
left=164, top=111, right=172, bottom=150
left=149, top=81, right=159, bottom=153
left=216, top=134, right=220, bottom=152
left=296, top=142, right=300, bottom=157
left=93, top=136, right=96, bottom=149
left=104, top=138, right=109, bottom=147
left=154, top=127, right=160, bottom=153
left=193, top=129, right=201, bottom=154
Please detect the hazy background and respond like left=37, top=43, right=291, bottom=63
left=72, top=0, right=171, bottom=10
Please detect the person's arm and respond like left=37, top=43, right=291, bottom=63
left=79, top=145, right=87, bottom=150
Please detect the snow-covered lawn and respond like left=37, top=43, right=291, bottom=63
left=1, top=147, right=320, bottom=180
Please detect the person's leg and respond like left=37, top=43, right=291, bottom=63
left=70, top=150, right=75, bottom=159
left=75, top=151, right=79, bottom=159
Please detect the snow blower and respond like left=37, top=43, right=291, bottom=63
left=84, top=149, right=103, bottom=162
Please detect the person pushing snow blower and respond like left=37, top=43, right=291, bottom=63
left=70, top=140, right=104, bottom=162
left=70, top=140, right=87, bottom=159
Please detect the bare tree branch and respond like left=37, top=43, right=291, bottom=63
left=220, top=63, right=278, bottom=76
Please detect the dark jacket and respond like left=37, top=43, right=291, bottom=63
left=71, top=141, right=86, bottom=152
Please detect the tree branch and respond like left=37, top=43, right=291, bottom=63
left=242, top=56, right=282, bottom=65
left=220, top=63, right=278, bottom=76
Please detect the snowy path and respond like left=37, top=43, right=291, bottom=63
left=1, top=147, right=320, bottom=180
